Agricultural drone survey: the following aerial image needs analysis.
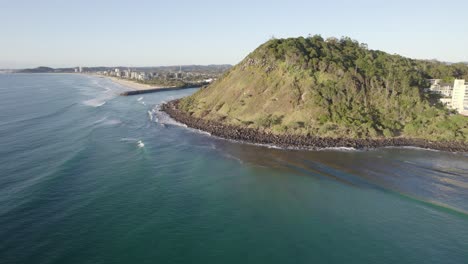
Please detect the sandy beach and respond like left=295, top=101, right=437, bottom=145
left=105, top=76, right=165, bottom=91
left=87, top=74, right=202, bottom=96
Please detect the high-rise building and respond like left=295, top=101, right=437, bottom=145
left=124, top=69, right=131, bottom=78
left=451, top=79, right=468, bottom=115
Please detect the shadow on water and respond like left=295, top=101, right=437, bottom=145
left=203, top=138, right=468, bottom=216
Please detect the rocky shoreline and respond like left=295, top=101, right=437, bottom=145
left=161, top=100, right=468, bottom=153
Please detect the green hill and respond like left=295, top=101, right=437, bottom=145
left=178, top=36, right=468, bottom=142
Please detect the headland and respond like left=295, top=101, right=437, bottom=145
left=162, top=100, right=468, bottom=152
left=169, top=36, right=468, bottom=150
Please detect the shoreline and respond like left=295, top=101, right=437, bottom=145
left=107, top=76, right=161, bottom=90
left=161, top=99, right=468, bottom=153
left=89, top=74, right=205, bottom=95
left=98, top=75, right=168, bottom=91
left=8, top=72, right=160, bottom=91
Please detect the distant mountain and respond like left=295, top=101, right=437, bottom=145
left=18, top=66, right=55, bottom=73
left=15, top=65, right=232, bottom=74
left=175, top=35, right=468, bottom=143
left=109, top=65, right=232, bottom=74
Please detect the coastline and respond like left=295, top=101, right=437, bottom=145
left=161, top=99, right=468, bottom=152
left=8, top=72, right=159, bottom=91
left=102, top=75, right=167, bottom=91
left=89, top=74, right=204, bottom=95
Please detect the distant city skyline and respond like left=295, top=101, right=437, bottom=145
left=1, top=0, right=468, bottom=69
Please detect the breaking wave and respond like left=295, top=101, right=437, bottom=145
left=83, top=99, right=106, bottom=107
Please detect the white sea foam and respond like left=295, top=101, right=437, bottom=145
left=188, top=128, right=211, bottom=136
left=383, top=146, right=441, bottom=152
left=93, top=117, right=108, bottom=125
left=153, top=104, right=363, bottom=152
left=83, top=99, right=106, bottom=107
left=120, top=137, right=138, bottom=142
left=81, top=76, right=125, bottom=108
left=93, top=116, right=121, bottom=126
left=137, top=97, right=144, bottom=101
left=151, top=105, right=187, bottom=127
left=121, top=138, right=146, bottom=148
left=103, top=119, right=121, bottom=125
left=319, top=147, right=358, bottom=152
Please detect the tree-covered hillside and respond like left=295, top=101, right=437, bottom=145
left=179, top=36, right=468, bottom=142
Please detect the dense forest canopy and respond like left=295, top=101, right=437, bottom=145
left=180, top=35, right=468, bottom=142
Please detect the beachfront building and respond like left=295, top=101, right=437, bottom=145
left=428, top=79, right=453, bottom=97
left=426, top=79, right=468, bottom=116
left=137, top=72, right=149, bottom=81
left=451, top=79, right=468, bottom=115
left=115, top=68, right=124, bottom=77
left=427, top=79, right=454, bottom=108
left=123, top=69, right=131, bottom=78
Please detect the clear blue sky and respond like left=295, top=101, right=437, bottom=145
left=1, top=0, right=467, bottom=68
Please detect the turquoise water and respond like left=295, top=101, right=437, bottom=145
left=1, top=74, right=467, bottom=264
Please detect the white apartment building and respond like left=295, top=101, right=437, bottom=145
left=428, top=79, right=453, bottom=97
left=452, top=79, right=468, bottom=115
left=137, top=72, right=148, bottom=81
left=124, top=69, right=131, bottom=78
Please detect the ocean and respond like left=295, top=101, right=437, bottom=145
left=1, top=73, right=467, bottom=264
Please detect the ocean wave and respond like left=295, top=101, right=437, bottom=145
left=318, top=147, right=358, bottom=152
left=83, top=98, right=106, bottom=107
left=148, top=111, right=153, bottom=121
left=119, top=137, right=145, bottom=148
left=0, top=103, right=77, bottom=127
left=81, top=76, right=127, bottom=107
left=120, top=137, right=138, bottom=142
left=92, top=117, right=108, bottom=125
left=91, top=117, right=122, bottom=128
left=103, top=119, right=121, bottom=125
left=383, top=146, right=442, bottom=152
left=149, top=105, right=187, bottom=127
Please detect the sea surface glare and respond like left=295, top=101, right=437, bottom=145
left=0, top=74, right=467, bottom=264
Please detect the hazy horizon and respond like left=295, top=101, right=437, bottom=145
left=2, top=0, right=468, bottom=69
left=1, top=64, right=233, bottom=70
